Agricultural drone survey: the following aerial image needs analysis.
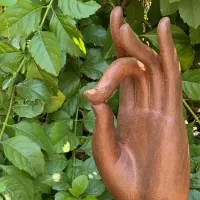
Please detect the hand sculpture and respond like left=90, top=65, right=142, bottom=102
left=84, top=7, right=190, bottom=200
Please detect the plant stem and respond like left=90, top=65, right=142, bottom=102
left=39, top=0, right=54, bottom=29
left=183, top=99, right=200, bottom=125
left=72, top=107, right=79, bottom=180
left=0, top=57, right=26, bottom=141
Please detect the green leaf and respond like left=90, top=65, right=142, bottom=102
left=142, top=25, right=194, bottom=71
left=69, top=175, right=88, bottom=197
left=59, top=71, right=80, bottom=99
left=49, top=120, right=79, bottom=153
left=103, top=27, right=115, bottom=59
left=176, top=44, right=194, bottom=71
left=13, top=100, right=44, bottom=118
left=0, top=165, right=35, bottom=199
left=189, top=190, right=200, bottom=200
left=0, top=42, right=22, bottom=62
left=11, top=121, right=53, bottom=158
left=125, top=0, right=143, bottom=34
left=83, top=24, right=106, bottom=46
left=16, top=79, right=50, bottom=102
left=50, top=12, right=86, bottom=57
left=190, top=145, right=200, bottom=173
left=1, top=135, right=45, bottom=178
left=0, top=176, right=30, bottom=200
left=190, top=26, right=200, bottom=45
left=83, top=196, right=97, bottom=200
left=182, top=69, right=200, bottom=83
left=58, top=0, right=100, bottom=19
left=64, top=94, right=78, bottom=117
left=147, top=0, right=161, bottom=26
left=0, top=0, right=17, bottom=6
left=0, top=0, right=42, bottom=37
left=160, top=0, right=178, bottom=16
left=44, top=90, right=65, bottom=113
left=82, top=111, right=95, bottom=133
left=76, top=157, right=100, bottom=179
left=0, top=181, right=5, bottom=193
left=29, top=31, right=62, bottom=76
left=26, top=59, right=58, bottom=95
left=178, top=0, right=200, bottom=28
left=0, top=91, right=9, bottom=115
left=55, top=191, right=72, bottom=200
left=46, top=154, right=68, bottom=174
left=40, top=172, right=70, bottom=191
left=79, top=82, right=96, bottom=110
left=191, top=172, right=200, bottom=189
left=85, top=179, right=105, bottom=196
left=80, top=137, right=92, bottom=156
left=182, top=81, right=200, bottom=101
left=81, top=48, right=108, bottom=79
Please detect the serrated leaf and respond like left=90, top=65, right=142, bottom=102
left=59, top=71, right=80, bottom=99
left=64, top=94, right=78, bottom=117
left=103, top=27, right=115, bottom=59
left=182, top=81, right=200, bottom=101
left=182, top=69, right=200, bottom=83
left=81, top=48, right=108, bottom=79
left=0, top=176, right=30, bottom=200
left=125, top=0, right=143, bottom=34
left=189, top=190, right=200, bottom=200
left=46, top=154, right=68, bottom=174
left=13, top=99, right=44, bottom=118
left=40, top=172, right=70, bottom=191
left=55, top=191, right=72, bottom=200
left=0, top=0, right=17, bottom=6
left=1, top=135, right=45, bottom=178
left=79, top=82, right=96, bottom=110
left=49, top=119, right=79, bottom=153
left=191, top=172, right=200, bottom=189
left=50, top=12, right=86, bottom=57
left=0, top=91, right=9, bottom=115
left=16, top=79, right=50, bottom=102
left=190, top=145, right=200, bottom=173
left=85, top=179, right=105, bottom=196
left=176, top=44, right=194, bottom=71
left=160, top=0, right=178, bottom=16
left=83, top=24, right=106, bottom=46
left=76, top=157, right=100, bottom=179
left=11, top=121, right=53, bottom=158
left=29, top=31, right=62, bottom=76
left=80, top=137, right=92, bottom=156
left=147, top=0, right=161, bottom=26
left=58, top=0, right=100, bottom=19
left=83, top=196, right=97, bottom=200
left=82, top=111, right=95, bottom=133
left=178, top=0, right=200, bottom=28
left=26, top=59, right=58, bottom=95
left=190, top=26, right=200, bottom=45
left=0, top=0, right=42, bottom=37
left=69, top=175, right=88, bottom=197
left=0, top=165, right=35, bottom=199
left=44, top=90, right=65, bottom=113
left=0, top=42, right=22, bottom=62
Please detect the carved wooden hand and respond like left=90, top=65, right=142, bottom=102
left=84, top=7, right=190, bottom=200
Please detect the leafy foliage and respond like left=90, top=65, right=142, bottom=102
left=0, top=0, right=200, bottom=199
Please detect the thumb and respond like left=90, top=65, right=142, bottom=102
left=91, top=103, right=120, bottom=167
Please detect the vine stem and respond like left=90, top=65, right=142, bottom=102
left=0, top=57, right=26, bottom=141
left=72, top=107, right=79, bottom=180
left=183, top=99, right=200, bottom=125
left=39, top=0, right=54, bottom=29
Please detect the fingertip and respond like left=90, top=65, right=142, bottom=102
left=83, top=89, right=96, bottom=102
left=158, top=17, right=171, bottom=34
